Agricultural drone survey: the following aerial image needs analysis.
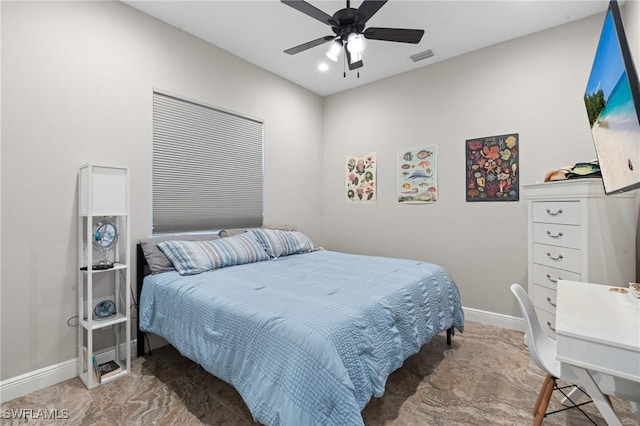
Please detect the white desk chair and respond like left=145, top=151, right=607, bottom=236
left=510, top=283, right=595, bottom=425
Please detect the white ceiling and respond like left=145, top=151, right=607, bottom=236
left=124, top=0, right=611, bottom=97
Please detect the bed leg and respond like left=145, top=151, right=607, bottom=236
left=446, top=327, right=454, bottom=346
left=137, top=332, right=146, bottom=357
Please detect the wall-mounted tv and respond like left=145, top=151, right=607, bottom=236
left=584, top=0, right=640, bottom=194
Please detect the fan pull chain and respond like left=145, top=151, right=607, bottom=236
left=343, top=50, right=346, bottom=78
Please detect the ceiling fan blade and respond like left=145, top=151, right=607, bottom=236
left=284, top=35, right=335, bottom=55
left=345, top=49, right=364, bottom=70
left=363, top=27, right=425, bottom=44
left=356, top=0, right=388, bottom=24
left=281, top=0, right=334, bottom=26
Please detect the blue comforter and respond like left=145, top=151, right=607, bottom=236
left=139, top=250, right=464, bottom=425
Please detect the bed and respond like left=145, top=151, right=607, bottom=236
left=136, top=230, right=464, bottom=426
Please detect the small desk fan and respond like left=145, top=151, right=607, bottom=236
left=93, top=221, right=117, bottom=270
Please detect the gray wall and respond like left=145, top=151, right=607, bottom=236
left=1, top=0, right=639, bottom=383
left=321, top=10, right=639, bottom=318
left=1, top=1, right=324, bottom=380
left=623, top=0, right=640, bottom=281
left=623, top=1, right=639, bottom=62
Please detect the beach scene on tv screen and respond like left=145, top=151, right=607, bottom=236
left=584, top=9, right=640, bottom=193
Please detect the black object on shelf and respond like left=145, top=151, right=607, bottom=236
left=80, top=264, right=115, bottom=271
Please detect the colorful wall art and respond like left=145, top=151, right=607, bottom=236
left=346, top=153, right=376, bottom=202
left=465, top=133, right=519, bottom=201
left=397, top=146, right=438, bottom=203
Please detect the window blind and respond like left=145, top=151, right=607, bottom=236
left=152, top=91, right=264, bottom=234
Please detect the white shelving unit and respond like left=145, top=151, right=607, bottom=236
left=77, top=164, right=131, bottom=388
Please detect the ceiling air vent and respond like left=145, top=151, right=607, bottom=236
left=410, top=49, right=434, bottom=62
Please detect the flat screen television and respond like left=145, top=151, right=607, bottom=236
left=584, top=0, right=640, bottom=194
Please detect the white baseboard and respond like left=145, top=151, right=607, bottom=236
left=0, top=358, right=77, bottom=405
left=462, top=306, right=524, bottom=332
left=1, top=308, right=522, bottom=404
left=0, top=340, right=136, bottom=404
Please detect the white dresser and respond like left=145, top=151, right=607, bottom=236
left=523, top=179, right=637, bottom=338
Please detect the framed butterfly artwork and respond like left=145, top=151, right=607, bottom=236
left=465, top=133, right=519, bottom=202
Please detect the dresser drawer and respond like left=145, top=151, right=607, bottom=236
left=533, top=284, right=557, bottom=315
left=532, top=222, right=581, bottom=249
left=532, top=201, right=581, bottom=225
left=535, top=307, right=557, bottom=339
left=532, top=264, right=581, bottom=289
left=533, top=243, right=581, bottom=272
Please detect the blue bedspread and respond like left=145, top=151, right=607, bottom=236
left=139, top=250, right=464, bottom=425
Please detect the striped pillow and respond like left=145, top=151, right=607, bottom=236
left=157, top=232, right=269, bottom=275
left=249, top=229, right=315, bottom=258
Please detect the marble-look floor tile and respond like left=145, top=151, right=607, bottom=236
left=1, top=321, right=637, bottom=425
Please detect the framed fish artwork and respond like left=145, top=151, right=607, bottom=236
left=397, top=145, right=437, bottom=203
left=465, top=134, right=519, bottom=202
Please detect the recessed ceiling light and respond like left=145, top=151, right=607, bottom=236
left=318, top=62, right=329, bottom=72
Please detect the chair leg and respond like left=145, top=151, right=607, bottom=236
left=534, top=374, right=556, bottom=426
left=533, top=374, right=553, bottom=417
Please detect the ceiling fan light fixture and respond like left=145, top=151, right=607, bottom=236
left=348, top=51, right=362, bottom=64
left=346, top=33, right=364, bottom=54
left=325, top=41, right=342, bottom=62
left=281, top=0, right=425, bottom=75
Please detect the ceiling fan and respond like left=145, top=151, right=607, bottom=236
left=282, top=0, right=425, bottom=71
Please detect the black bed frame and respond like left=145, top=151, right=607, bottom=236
left=135, top=243, right=455, bottom=357
left=136, top=244, right=148, bottom=357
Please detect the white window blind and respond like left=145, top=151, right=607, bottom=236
left=152, top=91, right=264, bottom=234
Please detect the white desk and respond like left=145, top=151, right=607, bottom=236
left=555, top=280, right=640, bottom=425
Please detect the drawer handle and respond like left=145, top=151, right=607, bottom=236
left=546, top=252, right=564, bottom=261
left=546, top=230, right=563, bottom=238
left=546, top=321, right=556, bottom=332
left=545, top=273, right=558, bottom=283
left=546, top=297, right=557, bottom=308
left=546, top=208, right=563, bottom=216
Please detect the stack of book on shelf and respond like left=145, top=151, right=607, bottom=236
left=91, top=356, right=122, bottom=383
left=91, top=355, right=100, bottom=383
